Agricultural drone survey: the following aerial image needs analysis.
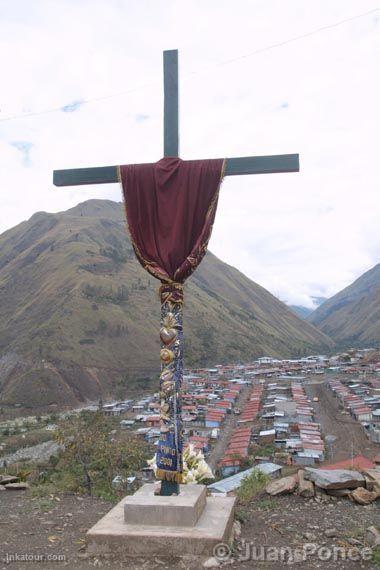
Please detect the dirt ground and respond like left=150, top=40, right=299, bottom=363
left=307, top=381, right=379, bottom=463
left=0, top=489, right=379, bottom=570
left=229, top=492, right=380, bottom=570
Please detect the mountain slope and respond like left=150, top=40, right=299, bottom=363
left=289, top=305, right=314, bottom=318
left=0, top=200, right=333, bottom=407
left=308, top=263, right=380, bottom=346
left=289, top=297, right=328, bottom=319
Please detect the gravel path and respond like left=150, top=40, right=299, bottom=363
left=306, top=382, right=378, bottom=463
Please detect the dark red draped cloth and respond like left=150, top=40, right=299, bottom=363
left=119, top=157, right=225, bottom=284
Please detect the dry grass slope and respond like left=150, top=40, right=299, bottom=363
left=0, top=200, right=333, bottom=407
left=308, top=263, right=380, bottom=347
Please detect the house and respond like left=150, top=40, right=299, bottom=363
left=258, top=357, right=274, bottom=365
left=145, top=415, right=160, bottom=427
left=352, top=406, right=372, bottom=422
left=219, top=460, right=241, bottom=477
left=120, top=420, right=135, bottom=427
left=259, top=429, right=276, bottom=444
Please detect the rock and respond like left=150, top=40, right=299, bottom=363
left=315, top=490, right=330, bottom=502
left=233, top=520, right=241, bottom=539
left=351, top=487, right=379, bottom=505
left=298, top=470, right=314, bottom=498
left=363, top=469, right=380, bottom=493
left=366, top=526, right=380, bottom=546
left=325, top=488, right=351, bottom=497
left=324, top=528, right=338, bottom=538
left=0, top=485, right=5, bottom=491
left=303, top=532, right=317, bottom=541
left=4, top=482, right=29, bottom=490
left=266, top=475, right=298, bottom=496
left=203, top=557, right=220, bottom=568
left=304, top=468, right=365, bottom=490
left=347, top=538, right=364, bottom=546
left=0, top=476, right=19, bottom=485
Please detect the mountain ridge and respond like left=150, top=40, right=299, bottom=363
left=0, top=199, right=334, bottom=408
left=308, top=263, right=380, bottom=346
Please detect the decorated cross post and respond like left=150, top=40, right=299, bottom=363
left=53, top=49, right=299, bottom=495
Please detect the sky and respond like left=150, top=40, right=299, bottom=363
left=0, top=0, right=379, bottom=308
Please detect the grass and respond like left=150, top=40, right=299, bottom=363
left=372, top=548, right=380, bottom=567
left=254, top=444, right=276, bottom=458
left=36, top=498, right=56, bottom=512
left=235, top=508, right=250, bottom=523
left=237, top=469, right=271, bottom=504
left=0, top=428, right=52, bottom=454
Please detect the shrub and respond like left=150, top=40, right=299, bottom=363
left=54, top=411, right=149, bottom=501
left=237, top=469, right=270, bottom=504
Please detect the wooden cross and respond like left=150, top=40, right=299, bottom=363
left=53, top=50, right=298, bottom=186
left=53, top=49, right=299, bottom=495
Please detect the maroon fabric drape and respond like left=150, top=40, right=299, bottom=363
left=119, top=157, right=225, bottom=284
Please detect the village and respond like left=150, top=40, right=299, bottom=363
left=0, top=348, right=379, bottom=566
left=2, top=347, right=380, bottom=567
left=1, top=348, right=379, bottom=487
left=1, top=348, right=379, bottom=479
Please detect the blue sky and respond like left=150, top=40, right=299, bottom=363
left=0, top=0, right=379, bottom=307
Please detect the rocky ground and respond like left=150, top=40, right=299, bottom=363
left=0, top=488, right=379, bottom=569
left=229, top=492, right=380, bottom=569
left=0, top=441, right=62, bottom=468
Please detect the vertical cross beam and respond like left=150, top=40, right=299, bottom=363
left=163, top=50, right=179, bottom=157
left=161, top=50, right=180, bottom=495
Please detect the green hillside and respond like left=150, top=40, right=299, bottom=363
left=0, top=200, right=333, bottom=408
left=308, top=263, right=380, bottom=347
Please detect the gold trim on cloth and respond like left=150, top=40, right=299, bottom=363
left=156, top=469, right=183, bottom=483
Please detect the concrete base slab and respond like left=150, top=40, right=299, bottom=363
left=124, top=484, right=206, bottom=527
left=87, top=493, right=236, bottom=557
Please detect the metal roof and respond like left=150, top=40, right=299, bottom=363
left=208, top=463, right=282, bottom=494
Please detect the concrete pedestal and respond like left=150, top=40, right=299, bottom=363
left=87, top=484, right=235, bottom=557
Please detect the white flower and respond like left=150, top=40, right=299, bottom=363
left=146, top=447, right=214, bottom=484
left=147, top=455, right=157, bottom=474
left=183, top=469, right=197, bottom=484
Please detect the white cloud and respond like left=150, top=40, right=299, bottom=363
left=0, top=0, right=379, bottom=305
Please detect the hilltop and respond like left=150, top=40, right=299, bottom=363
left=0, top=199, right=333, bottom=408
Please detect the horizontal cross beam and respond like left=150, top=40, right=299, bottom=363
left=53, top=154, right=299, bottom=186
